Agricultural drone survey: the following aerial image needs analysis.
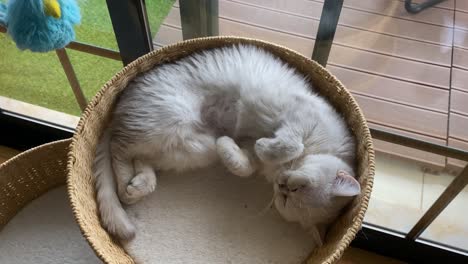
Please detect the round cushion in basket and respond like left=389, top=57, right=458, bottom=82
left=66, top=36, right=375, bottom=264
left=1, top=139, right=71, bottom=229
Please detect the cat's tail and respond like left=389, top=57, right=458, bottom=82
left=93, top=130, right=136, bottom=240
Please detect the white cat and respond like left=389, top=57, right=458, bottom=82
left=93, top=45, right=360, bottom=246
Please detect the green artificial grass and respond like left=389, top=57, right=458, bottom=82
left=0, top=0, right=175, bottom=116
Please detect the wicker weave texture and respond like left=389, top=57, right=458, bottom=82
left=67, top=36, right=375, bottom=264
left=0, top=139, right=71, bottom=231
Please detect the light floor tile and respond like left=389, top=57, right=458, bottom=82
left=372, top=153, right=424, bottom=210
left=365, top=195, right=423, bottom=234
left=419, top=171, right=468, bottom=250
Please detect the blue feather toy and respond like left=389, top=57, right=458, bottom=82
left=0, top=0, right=80, bottom=52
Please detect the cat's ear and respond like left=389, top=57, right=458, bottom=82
left=331, top=170, right=360, bottom=197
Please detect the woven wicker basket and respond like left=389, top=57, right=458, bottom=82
left=0, top=139, right=71, bottom=231
left=67, top=36, right=375, bottom=264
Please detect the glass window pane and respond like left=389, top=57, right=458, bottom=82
left=67, top=50, right=121, bottom=107
left=420, top=170, right=468, bottom=251
left=147, top=0, right=177, bottom=39
left=74, top=0, right=118, bottom=49
left=363, top=152, right=426, bottom=234
left=0, top=34, right=81, bottom=115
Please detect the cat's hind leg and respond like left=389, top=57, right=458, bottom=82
left=217, top=136, right=257, bottom=177
left=112, top=150, right=156, bottom=205
left=111, top=155, right=137, bottom=205
left=124, top=159, right=157, bottom=204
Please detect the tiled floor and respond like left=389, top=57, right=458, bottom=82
left=155, top=0, right=468, bottom=170
left=365, top=152, right=468, bottom=250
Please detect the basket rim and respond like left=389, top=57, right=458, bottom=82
left=66, top=36, right=375, bottom=264
left=0, top=138, right=71, bottom=170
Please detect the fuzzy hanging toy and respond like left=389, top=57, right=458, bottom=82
left=0, top=0, right=80, bottom=52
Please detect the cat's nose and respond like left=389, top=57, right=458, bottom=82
left=278, top=183, right=302, bottom=194
left=287, top=183, right=301, bottom=192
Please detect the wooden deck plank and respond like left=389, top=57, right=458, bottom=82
left=450, top=90, right=468, bottom=116
left=449, top=113, right=468, bottom=142
left=354, top=94, right=447, bottom=138
left=452, top=68, right=468, bottom=92
left=163, top=6, right=181, bottom=28
left=453, top=47, right=468, bottom=70
left=231, top=0, right=453, bottom=45
left=221, top=1, right=451, bottom=66
left=455, top=11, right=468, bottom=31
left=328, top=66, right=449, bottom=112
left=154, top=24, right=182, bottom=46
left=160, top=14, right=451, bottom=89
left=448, top=138, right=468, bottom=169
left=293, top=0, right=453, bottom=26
left=218, top=19, right=314, bottom=54
left=370, top=122, right=446, bottom=168
left=158, top=17, right=314, bottom=53
left=333, top=26, right=451, bottom=66
left=329, top=45, right=450, bottom=88
left=456, top=1, right=468, bottom=13
left=232, top=0, right=322, bottom=20
left=335, top=7, right=453, bottom=46
left=454, top=29, right=468, bottom=49
left=167, top=3, right=451, bottom=66
left=313, top=0, right=454, bottom=10
left=342, top=0, right=453, bottom=27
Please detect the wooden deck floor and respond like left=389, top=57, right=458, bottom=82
left=154, top=0, right=468, bottom=170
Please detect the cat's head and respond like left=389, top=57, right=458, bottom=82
left=271, top=154, right=360, bottom=245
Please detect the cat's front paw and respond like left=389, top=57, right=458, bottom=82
left=217, top=136, right=256, bottom=177
left=255, top=137, right=304, bottom=164
left=120, top=172, right=157, bottom=205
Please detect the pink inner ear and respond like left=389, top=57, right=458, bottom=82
left=332, top=170, right=361, bottom=197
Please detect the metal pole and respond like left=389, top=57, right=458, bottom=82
left=311, top=0, right=344, bottom=67
left=66, top=42, right=121, bottom=61
left=0, top=25, right=121, bottom=61
left=106, top=0, right=153, bottom=65
left=179, top=0, right=219, bottom=40
left=370, top=128, right=468, bottom=162
left=406, top=164, right=468, bottom=240
left=55, top=49, right=87, bottom=111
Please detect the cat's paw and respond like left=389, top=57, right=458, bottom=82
left=217, top=136, right=256, bottom=177
left=255, top=137, right=304, bottom=164
left=120, top=172, right=157, bottom=205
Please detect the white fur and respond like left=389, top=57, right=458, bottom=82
left=93, top=45, right=359, bottom=244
